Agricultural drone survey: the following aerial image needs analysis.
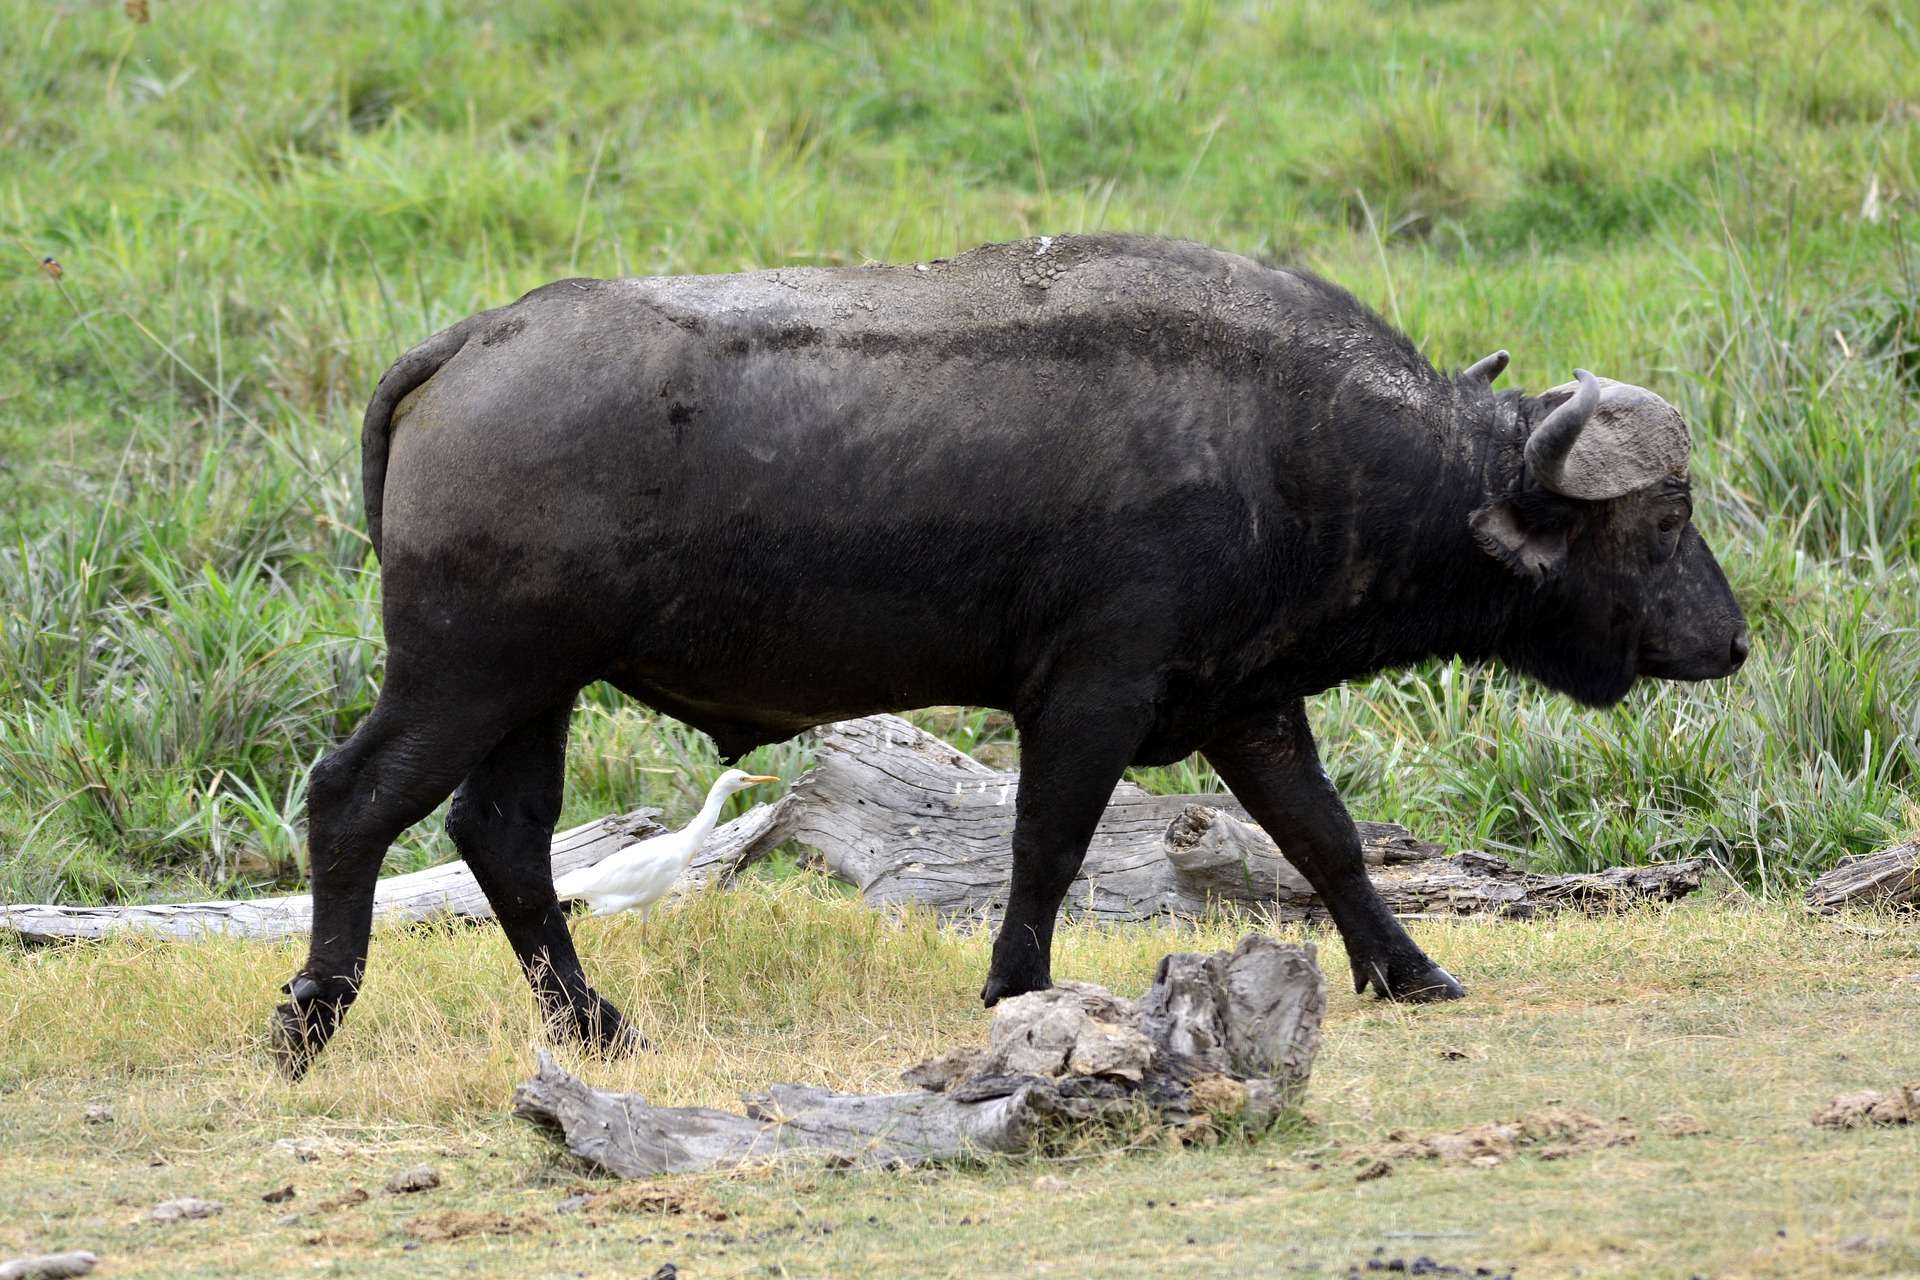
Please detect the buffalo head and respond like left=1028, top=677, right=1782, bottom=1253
left=1466, top=360, right=1750, bottom=708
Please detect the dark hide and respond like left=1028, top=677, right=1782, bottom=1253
left=269, top=235, right=1748, bottom=1077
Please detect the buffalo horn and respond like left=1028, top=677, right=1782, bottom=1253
left=1463, top=349, right=1509, bottom=384
left=1525, top=368, right=1600, bottom=495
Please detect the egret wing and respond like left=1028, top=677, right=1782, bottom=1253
left=553, top=847, right=636, bottom=898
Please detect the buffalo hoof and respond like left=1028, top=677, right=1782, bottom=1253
left=980, top=965, right=1051, bottom=1009
left=1353, top=956, right=1467, bottom=1003
left=553, top=993, right=648, bottom=1057
left=270, top=972, right=360, bottom=1080
left=269, top=999, right=346, bottom=1081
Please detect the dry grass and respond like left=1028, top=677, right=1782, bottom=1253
left=3, top=883, right=1918, bottom=1277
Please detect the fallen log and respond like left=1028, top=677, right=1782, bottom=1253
left=2, top=713, right=1703, bottom=943
left=0, top=809, right=667, bottom=944
left=512, top=934, right=1323, bottom=1175
left=736, top=714, right=1705, bottom=923
left=1805, top=842, right=1920, bottom=912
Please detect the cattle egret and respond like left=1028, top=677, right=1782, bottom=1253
left=553, top=769, right=780, bottom=918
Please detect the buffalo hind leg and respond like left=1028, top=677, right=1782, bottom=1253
left=1205, top=701, right=1465, bottom=1002
left=271, top=697, right=504, bottom=1079
left=981, top=691, right=1150, bottom=1006
left=445, top=701, right=639, bottom=1056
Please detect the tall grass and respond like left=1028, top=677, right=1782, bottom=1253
left=0, top=0, right=1914, bottom=903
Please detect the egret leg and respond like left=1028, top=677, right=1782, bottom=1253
left=1204, top=700, right=1464, bottom=1002
left=446, top=700, right=641, bottom=1056
left=980, top=686, right=1152, bottom=1006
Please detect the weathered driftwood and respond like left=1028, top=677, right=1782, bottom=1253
left=1806, top=842, right=1920, bottom=912
left=0, top=809, right=671, bottom=944
left=513, top=934, right=1323, bottom=1175
left=725, top=714, right=1704, bottom=923
left=1, top=711, right=1703, bottom=944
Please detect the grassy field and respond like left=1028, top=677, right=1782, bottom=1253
left=0, top=0, right=1914, bottom=902
left=1, top=4, right=1918, bottom=1276
left=2, top=892, right=1919, bottom=1278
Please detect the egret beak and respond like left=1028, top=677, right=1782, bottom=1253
left=742, top=774, right=780, bottom=785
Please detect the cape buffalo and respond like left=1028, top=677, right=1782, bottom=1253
left=271, top=234, right=1748, bottom=1077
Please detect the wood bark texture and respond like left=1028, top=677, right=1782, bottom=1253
left=1805, top=842, right=1920, bottom=912
left=714, top=714, right=1706, bottom=923
left=512, top=934, right=1324, bottom=1176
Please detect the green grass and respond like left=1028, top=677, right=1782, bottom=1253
left=3, top=10, right=1918, bottom=1278
left=0, top=0, right=1916, bottom=904
left=2, top=893, right=1918, bottom=1277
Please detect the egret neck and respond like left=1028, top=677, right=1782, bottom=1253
left=679, top=772, right=779, bottom=871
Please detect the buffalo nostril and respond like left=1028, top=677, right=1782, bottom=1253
left=1729, top=629, right=1750, bottom=668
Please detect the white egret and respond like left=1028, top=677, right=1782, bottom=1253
left=554, top=769, right=780, bottom=918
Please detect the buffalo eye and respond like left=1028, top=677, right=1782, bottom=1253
left=1651, top=512, right=1686, bottom=564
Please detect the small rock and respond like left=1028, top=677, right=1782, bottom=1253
left=272, top=1213, right=302, bottom=1228
left=82, top=1106, right=113, bottom=1125
left=555, top=1194, right=591, bottom=1215
left=275, top=1138, right=323, bottom=1163
left=148, top=1197, right=223, bottom=1223
left=652, top=1265, right=679, bottom=1280
left=261, top=1185, right=295, bottom=1204
left=0, top=1251, right=99, bottom=1280
left=385, top=1164, right=441, bottom=1194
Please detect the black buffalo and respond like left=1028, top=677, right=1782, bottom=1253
left=271, top=235, right=1748, bottom=1077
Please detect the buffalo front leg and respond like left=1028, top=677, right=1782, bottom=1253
left=1204, top=701, right=1464, bottom=1002
left=445, top=701, right=640, bottom=1056
left=981, top=692, right=1149, bottom=1006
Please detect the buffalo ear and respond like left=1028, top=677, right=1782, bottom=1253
left=1470, top=500, right=1568, bottom=581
